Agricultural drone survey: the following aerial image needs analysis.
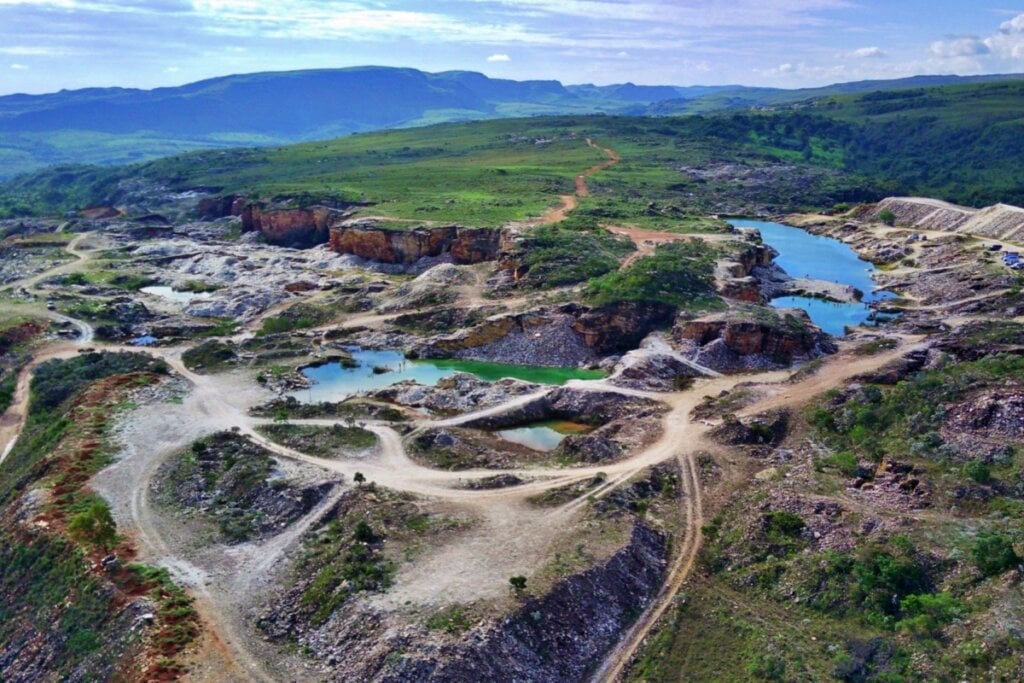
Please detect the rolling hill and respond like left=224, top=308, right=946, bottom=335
left=2, top=67, right=1023, bottom=181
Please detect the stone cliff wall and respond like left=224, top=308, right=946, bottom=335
left=860, top=197, right=1024, bottom=244
left=328, top=223, right=502, bottom=265
left=198, top=194, right=349, bottom=248
left=675, top=312, right=836, bottom=372
left=260, top=523, right=667, bottom=682
left=418, top=302, right=674, bottom=365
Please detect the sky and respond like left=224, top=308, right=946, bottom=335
left=2, top=1, right=1024, bottom=94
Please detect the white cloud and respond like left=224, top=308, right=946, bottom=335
left=9, top=63, right=28, bottom=69
left=985, top=11, right=1024, bottom=59
left=486, top=53, right=511, bottom=62
left=164, top=65, right=180, bottom=72
left=0, top=46, right=69, bottom=55
left=930, top=35, right=990, bottom=58
left=849, top=46, right=885, bottom=59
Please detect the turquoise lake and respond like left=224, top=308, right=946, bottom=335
left=292, top=349, right=605, bottom=403
left=729, top=219, right=896, bottom=336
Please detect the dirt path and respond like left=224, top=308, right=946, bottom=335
left=0, top=231, right=95, bottom=293
left=539, top=137, right=619, bottom=225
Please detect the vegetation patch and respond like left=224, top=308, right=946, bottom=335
left=584, top=240, right=721, bottom=310
left=257, top=423, right=378, bottom=458
left=518, top=220, right=635, bottom=289
left=156, top=431, right=331, bottom=543
left=181, top=340, right=237, bottom=373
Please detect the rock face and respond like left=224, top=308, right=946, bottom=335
left=861, top=197, right=1024, bottom=243
left=418, top=302, right=674, bottom=366
left=243, top=205, right=343, bottom=248
left=716, top=241, right=775, bottom=303
left=328, top=220, right=502, bottom=265
left=260, top=522, right=667, bottom=682
left=675, top=310, right=836, bottom=372
left=571, top=302, right=676, bottom=354
left=198, top=194, right=349, bottom=248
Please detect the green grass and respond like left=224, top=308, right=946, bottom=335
left=63, top=269, right=155, bottom=291
left=181, top=340, right=237, bottom=373
left=518, top=221, right=635, bottom=288
left=584, top=240, right=722, bottom=310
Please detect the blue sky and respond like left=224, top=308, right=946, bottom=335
left=1, top=1, right=1023, bottom=94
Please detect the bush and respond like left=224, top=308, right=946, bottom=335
left=879, top=208, right=897, bottom=226
left=962, top=460, right=992, bottom=484
left=971, top=532, right=1019, bottom=577
left=764, top=510, right=805, bottom=540
left=520, top=224, right=634, bottom=288
left=509, top=575, right=528, bottom=596
left=896, top=592, right=963, bottom=637
left=67, top=501, right=117, bottom=551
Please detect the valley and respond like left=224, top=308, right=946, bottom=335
left=1, top=85, right=1023, bottom=683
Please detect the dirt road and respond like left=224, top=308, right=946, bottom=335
left=540, top=137, right=619, bottom=224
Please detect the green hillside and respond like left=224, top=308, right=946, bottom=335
left=5, top=79, right=1024, bottom=222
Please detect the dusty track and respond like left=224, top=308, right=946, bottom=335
left=540, top=137, right=619, bottom=224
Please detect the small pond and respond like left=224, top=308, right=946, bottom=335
left=497, top=421, right=592, bottom=452
left=291, top=349, right=605, bottom=403
left=729, top=219, right=897, bottom=336
left=140, top=286, right=213, bottom=304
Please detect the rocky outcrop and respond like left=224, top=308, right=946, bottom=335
left=260, top=522, right=667, bottom=682
left=329, top=219, right=502, bottom=265
left=243, top=205, right=344, bottom=248
left=417, top=302, right=674, bottom=366
left=675, top=308, right=836, bottom=373
left=861, top=197, right=1024, bottom=243
left=458, top=387, right=665, bottom=431
left=198, top=194, right=350, bottom=248
left=571, top=302, right=676, bottom=354
left=375, top=373, right=542, bottom=416
left=716, top=241, right=776, bottom=303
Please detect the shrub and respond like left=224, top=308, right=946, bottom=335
left=509, top=575, right=528, bottom=596
left=971, top=532, right=1019, bottom=577
left=896, top=592, right=964, bottom=637
left=584, top=240, right=720, bottom=309
left=962, top=460, right=992, bottom=484
left=879, top=208, right=897, bottom=226
left=764, top=510, right=805, bottom=541
left=67, top=501, right=117, bottom=551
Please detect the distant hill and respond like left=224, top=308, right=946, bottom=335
left=1, top=66, right=1022, bottom=180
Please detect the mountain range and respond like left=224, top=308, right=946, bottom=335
left=2, top=66, right=1023, bottom=180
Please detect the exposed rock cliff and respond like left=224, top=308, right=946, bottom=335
left=675, top=307, right=836, bottom=372
left=861, top=197, right=1024, bottom=243
left=329, top=219, right=502, bottom=265
left=260, top=522, right=667, bottom=682
left=198, top=194, right=350, bottom=248
left=418, top=302, right=674, bottom=365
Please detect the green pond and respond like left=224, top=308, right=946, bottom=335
left=291, top=349, right=604, bottom=403
left=497, top=420, right=592, bottom=452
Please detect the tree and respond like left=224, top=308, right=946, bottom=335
left=509, top=575, right=528, bottom=597
left=879, top=208, right=897, bottom=226
left=972, top=532, right=1020, bottom=577
left=353, top=520, right=375, bottom=543
left=273, top=408, right=289, bottom=424
left=68, top=501, right=117, bottom=551
left=353, top=471, right=366, bottom=486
